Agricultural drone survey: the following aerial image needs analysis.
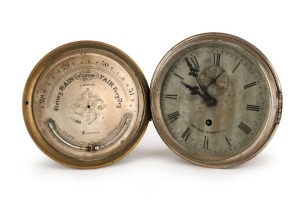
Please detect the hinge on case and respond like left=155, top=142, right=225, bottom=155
left=276, top=92, right=283, bottom=124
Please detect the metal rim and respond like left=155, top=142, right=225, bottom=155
left=23, top=41, right=150, bottom=168
left=150, top=32, right=282, bottom=168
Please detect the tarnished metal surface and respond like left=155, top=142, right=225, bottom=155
left=151, top=33, right=282, bottom=168
left=23, top=41, right=150, bottom=168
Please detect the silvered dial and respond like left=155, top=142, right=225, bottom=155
left=151, top=33, right=282, bottom=167
left=161, top=46, right=269, bottom=153
left=23, top=41, right=149, bottom=168
left=34, top=50, right=139, bottom=157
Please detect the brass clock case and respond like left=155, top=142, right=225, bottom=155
left=150, top=33, right=282, bottom=168
left=23, top=41, right=150, bottom=168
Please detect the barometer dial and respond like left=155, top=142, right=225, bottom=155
left=23, top=41, right=149, bottom=168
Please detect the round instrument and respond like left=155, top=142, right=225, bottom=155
left=151, top=33, right=282, bottom=168
left=23, top=41, right=150, bottom=168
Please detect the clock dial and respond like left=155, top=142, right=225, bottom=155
left=161, top=46, right=269, bottom=153
left=151, top=33, right=282, bottom=167
left=23, top=41, right=149, bottom=168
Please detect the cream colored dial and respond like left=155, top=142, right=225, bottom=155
left=34, top=50, right=139, bottom=159
left=23, top=41, right=149, bottom=168
left=161, top=46, right=269, bottom=153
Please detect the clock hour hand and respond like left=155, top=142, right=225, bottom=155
left=180, top=81, right=203, bottom=96
left=185, top=57, right=199, bottom=77
left=180, top=81, right=216, bottom=106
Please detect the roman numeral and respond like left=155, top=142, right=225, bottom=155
left=238, top=122, right=252, bottom=135
left=246, top=104, right=260, bottom=111
left=165, top=94, right=177, bottom=100
left=243, top=82, right=257, bottom=89
left=190, top=56, right=200, bottom=69
left=225, top=136, right=232, bottom=147
left=174, top=73, right=184, bottom=80
left=181, top=127, right=191, bottom=141
left=168, top=111, right=180, bottom=122
left=232, top=60, right=242, bottom=73
left=213, top=53, right=221, bottom=66
left=203, top=136, right=209, bottom=150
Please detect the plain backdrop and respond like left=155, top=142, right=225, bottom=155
left=0, top=0, right=298, bottom=201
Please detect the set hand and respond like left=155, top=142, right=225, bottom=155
left=206, top=69, right=225, bottom=88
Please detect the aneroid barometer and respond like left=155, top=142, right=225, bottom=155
left=23, top=41, right=149, bottom=168
left=151, top=33, right=282, bottom=168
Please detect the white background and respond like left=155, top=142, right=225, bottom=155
left=0, top=0, right=298, bottom=201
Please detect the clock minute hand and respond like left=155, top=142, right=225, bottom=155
left=185, top=57, right=209, bottom=93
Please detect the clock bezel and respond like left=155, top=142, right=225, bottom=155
left=150, top=32, right=282, bottom=168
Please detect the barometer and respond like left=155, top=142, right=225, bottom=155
left=23, top=41, right=149, bottom=168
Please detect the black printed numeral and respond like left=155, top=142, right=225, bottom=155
left=213, top=53, right=221, bottom=66
left=246, top=104, right=260, bottom=111
left=243, top=82, right=257, bottom=89
left=181, top=128, right=191, bottom=141
left=165, top=94, right=177, bottom=100
left=225, top=136, right=232, bottom=147
left=232, top=60, right=242, bottom=73
left=174, top=73, right=184, bottom=80
left=203, top=136, right=209, bottom=150
left=168, top=111, right=180, bottom=122
left=238, top=122, right=252, bottom=135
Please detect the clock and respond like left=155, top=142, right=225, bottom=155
left=150, top=33, right=282, bottom=168
left=23, top=41, right=150, bottom=168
